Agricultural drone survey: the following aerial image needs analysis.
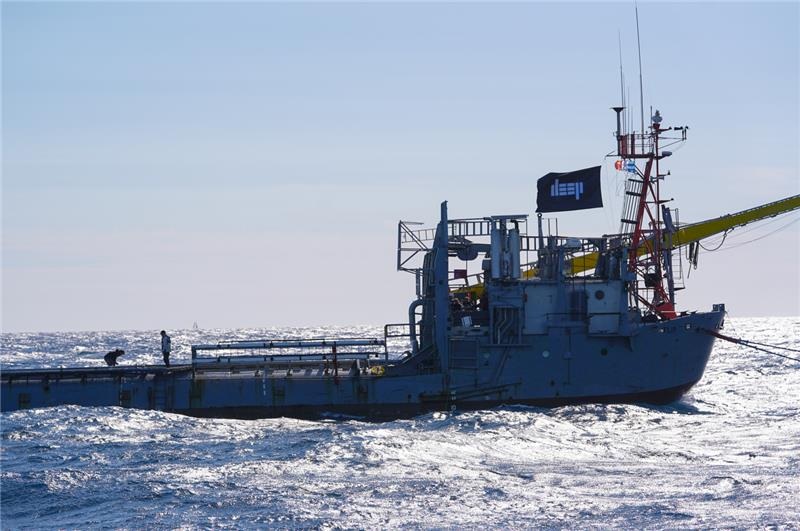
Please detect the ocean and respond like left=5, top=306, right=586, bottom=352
left=1, top=317, right=798, bottom=529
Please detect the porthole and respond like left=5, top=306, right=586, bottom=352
left=595, top=290, right=605, bottom=300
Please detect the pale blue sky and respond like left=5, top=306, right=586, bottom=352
left=3, top=2, right=799, bottom=332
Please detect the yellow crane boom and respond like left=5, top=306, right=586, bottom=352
left=455, top=194, right=799, bottom=297
left=562, top=194, right=800, bottom=276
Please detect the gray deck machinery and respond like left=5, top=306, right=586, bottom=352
left=2, top=108, right=726, bottom=419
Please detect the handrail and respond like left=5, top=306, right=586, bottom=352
left=191, top=337, right=387, bottom=364
left=192, top=338, right=384, bottom=351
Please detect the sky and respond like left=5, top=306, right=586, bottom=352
left=2, top=2, right=798, bottom=333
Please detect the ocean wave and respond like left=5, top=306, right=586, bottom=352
left=1, top=317, right=799, bottom=528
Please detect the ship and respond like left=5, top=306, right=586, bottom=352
left=2, top=108, right=799, bottom=420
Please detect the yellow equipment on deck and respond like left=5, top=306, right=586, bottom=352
left=454, top=194, right=799, bottom=297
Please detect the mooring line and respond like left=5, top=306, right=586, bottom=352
left=700, top=328, right=800, bottom=363
left=736, top=338, right=800, bottom=354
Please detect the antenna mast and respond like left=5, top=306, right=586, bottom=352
left=618, top=30, right=625, bottom=131
left=610, top=7, right=690, bottom=320
left=635, top=3, right=645, bottom=145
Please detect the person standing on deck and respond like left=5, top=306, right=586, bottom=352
left=160, top=330, right=171, bottom=367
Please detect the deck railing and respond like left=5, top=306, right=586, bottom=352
left=190, top=338, right=387, bottom=365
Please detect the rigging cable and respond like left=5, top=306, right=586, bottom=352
left=698, top=230, right=728, bottom=251
left=679, top=206, right=797, bottom=234
left=739, top=338, right=800, bottom=354
left=710, top=209, right=799, bottom=243
left=685, top=211, right=799, bottom=254
left=701, top=328, right=800, bottom=363
left=713, top=216, right=799, bottom=252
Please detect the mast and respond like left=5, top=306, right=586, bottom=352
left=613, top=107, right=683, bottom=320
left=635, top=3, right=645, bottom=149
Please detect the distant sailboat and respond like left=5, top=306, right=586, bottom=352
left=192, top=321, right=199, bottom=330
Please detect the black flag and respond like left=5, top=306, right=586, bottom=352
left=536, top=165, right=603, bottom=213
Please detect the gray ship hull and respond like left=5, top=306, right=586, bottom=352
left=179, top=383, right=697, bottom=421
left=1, top=311, right=723, bottom=420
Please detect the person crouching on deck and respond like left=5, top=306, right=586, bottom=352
left=104, top=348, right=125, bottom=367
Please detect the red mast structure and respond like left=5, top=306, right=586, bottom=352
left=613, top=107, right=688, bottom=320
